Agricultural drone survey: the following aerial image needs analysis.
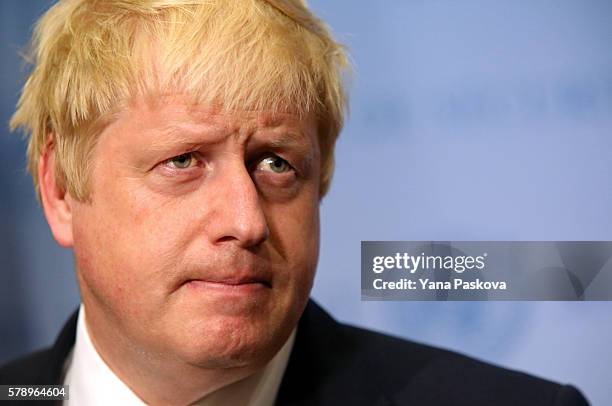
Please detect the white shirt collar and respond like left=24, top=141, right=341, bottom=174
left=63, top=305, right=296, bottom=406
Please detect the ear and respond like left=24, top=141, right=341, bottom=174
left=39, top=139, right=74, bottom=248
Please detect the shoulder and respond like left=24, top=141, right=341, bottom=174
left=277, top=300, right=589, bottom=406
left=336, top=323, right=587, bottom=406
left=0, top=310, right=78, bottom=386
left=0, top=349, right=55, bottom=385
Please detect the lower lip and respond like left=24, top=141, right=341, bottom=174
left=184, top=280, right=270, bottom=295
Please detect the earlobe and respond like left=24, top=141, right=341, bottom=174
left=39, top=140, right=75, bottom=248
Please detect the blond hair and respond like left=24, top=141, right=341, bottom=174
left=10, top=0, right=349, bottom=201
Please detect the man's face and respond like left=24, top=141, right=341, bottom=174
left=69, top=94, right=320, bottom=368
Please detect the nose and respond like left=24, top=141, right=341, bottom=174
left=207, top=161, right=269, bottom=248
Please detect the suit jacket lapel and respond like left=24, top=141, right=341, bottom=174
left=275, top=299, right=349, bottom=406
left=34, top=309, right=78, bottom=386
left=275, top=300, right=394, bottom=406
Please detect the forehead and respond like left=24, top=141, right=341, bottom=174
left=100, top=94, right=319, bottom=152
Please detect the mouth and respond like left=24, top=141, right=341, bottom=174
left=172, top=257, right=274, bottom=295
left=180, top=273, right=273, bottom=296
left=185, top=276, right=271, bottom=288
left=183, top=280, right=271, bottom=298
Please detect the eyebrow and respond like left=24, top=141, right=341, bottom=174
left=267, top=133, right=312, bottom=150
left=146, top=124, right=225, bottom=152
left=147, top=124, right=315, bottom=154
left=252, top=130, right=316, bottom=158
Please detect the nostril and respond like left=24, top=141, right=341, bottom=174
left=217, top=236, right=235, bottom=243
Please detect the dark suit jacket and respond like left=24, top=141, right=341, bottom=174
left=0, top=300, right=590, bottom=405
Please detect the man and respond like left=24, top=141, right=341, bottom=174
left=0, top=0, right=589, bottom=405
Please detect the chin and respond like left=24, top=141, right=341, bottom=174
left=168, top=313, right=284, bottom=369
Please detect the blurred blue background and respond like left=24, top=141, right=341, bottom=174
left=1, top=0, right=611, bottom=404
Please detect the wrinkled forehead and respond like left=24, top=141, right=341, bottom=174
left=118, top=93, right=319, bottom=146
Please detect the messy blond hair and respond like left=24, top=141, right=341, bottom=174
left=10, top=0, right=349, bottom=201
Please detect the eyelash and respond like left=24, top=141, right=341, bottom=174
left=165, top=152, right=200, bottom=170
left=255, top=155, right=295, bottom=174
left=162, top=152, right=296, bottom=174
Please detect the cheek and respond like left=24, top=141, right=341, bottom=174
left=71, top=203, right=132, bottom=312
left=298, top=203, right=320, bottom=271
left=71, top=182, right=189, bottom=310
left=96, top=177, right=186, bottom=255
left=270, top=195, right=320, bottom=289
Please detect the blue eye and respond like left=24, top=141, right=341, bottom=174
left=167, top=153, right=195, bottom=169
left=258, top=156, right=292, bottom=173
